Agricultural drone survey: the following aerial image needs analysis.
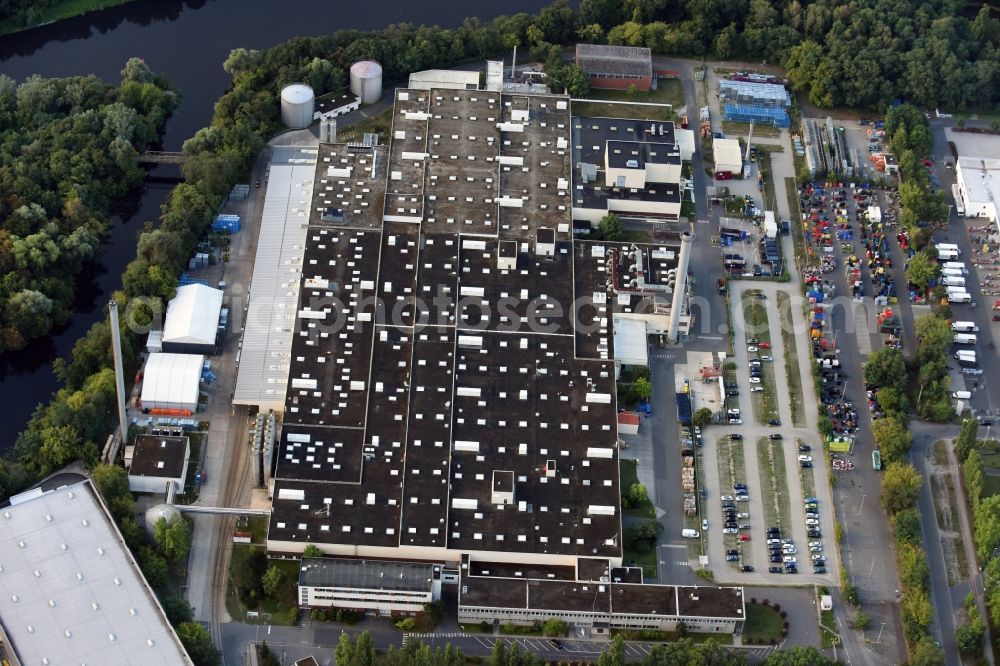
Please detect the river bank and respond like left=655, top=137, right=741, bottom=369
left=0, top=0, right=135, bottom=36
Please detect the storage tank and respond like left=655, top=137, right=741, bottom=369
left=350, top=60, right=383, bottom=105
left=280, top=83, right=315, bottom=129
left=145, top=503, right=181, bottom=538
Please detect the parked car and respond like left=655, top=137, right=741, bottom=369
left=812, top=566, right=827, bottom=574
left=800, top=461, right=813, bottom=468
left=723, top=527, right=738, bottom=534
left=739, top=534, right=751, bottom=542
left=729, top=434, right=743, bottom=441
left=798, top=455, right=813, bottom=463
left=741, top=565, right=754, bottom=572
left=768, top=419, right=781, bottom=426
left=769, top=434, right=783, bottom=441
left=783, top=556, right=796, bottom=563
left=805, top=519, right=820, bottom=527
left=769, top=554, right=782, bottom=562
left=721, top=495, right=734, bottom=501
left=737, top=512, right=750, bottom=519
left=799, top=445, right=811, bottom=452
left=702, top=519, right=709, bottom=530
left=808, top=529, right=822, bottom=538
left=804, top=497, right=818, bottom=504
left=747, top=345, right=758, bottom=352
left=768, top=566, right=783, bottom=574
left=760, top=355, right=773, bottom=361
left=749, top=377, right=762, bottom=384
left=759, top=342, right=771, bottom=349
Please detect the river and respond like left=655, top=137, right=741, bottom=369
left=0, top=0, right=550, bottom=450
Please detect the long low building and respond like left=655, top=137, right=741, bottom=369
left=140, top=352, right=204, bottom=415
left=298, top=558, right=440, bottom=616
left=464, top=556, right=744, bottom=634
left=575, top=44, right=652, bottom=91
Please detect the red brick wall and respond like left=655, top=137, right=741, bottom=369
left=586, top=75, right=652, bottom=91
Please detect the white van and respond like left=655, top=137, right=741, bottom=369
left=949, top=292, right=972, bottom=303
left=952, top=321, right=979, bottom=332
left=942, top=275, right=966, bottom=287
left=955, top=333, right=978, bottom=345
left=682, top=529, right=700, bottom=538
left=939, top=249, right=960, bottom=261
left=936, top=243, right=960, bottom=252
left=956, top=350, right=977, bottom=360
left=941, top=268, right=966, bottom=278
left=943, top=262, right=968, bottom=274
left=953, top=390, right=972, bottom=400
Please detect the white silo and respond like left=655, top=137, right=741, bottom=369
left=144, top=503, right=182, bottom=539
left=280, top=83, right=315, bottom=129
left=350, top=60, right=383, bottom=105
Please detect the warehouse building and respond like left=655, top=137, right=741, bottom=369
left=0, top=480, right=193, bottom=665
left=127, top=434, right=190, bottom=495
left=233, top=146, right=319, bottom=414
left=408, top=68, right=480, bottom=90
left=140, top=352, right=204, bottom=415
left=575, top=44, right=652, bottom=91
left=956, top=156, right=1000, bottom=224
left=298, top=558, right=440, bottom=616
left=161, top=283, right=224, bottom=355
left=256, top=86, right=726, bottom=631
left=713, top=138, right=743, bottom=175
left=571, top=117, right=686, bottom=224
left=718, top=79, right=791, bottom=107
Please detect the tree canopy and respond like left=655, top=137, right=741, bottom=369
left=0, top=64, right=178, bottom=351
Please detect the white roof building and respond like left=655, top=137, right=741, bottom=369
left=140, top=353, right=204, bottom=413
left=162, top=283, right=223, bottom=353
left=233, top=146, right=317, bottom=413
left=613, top=317, right=649, bottom=367
left=407, top=69, right=480, bottom=90
left=713, top=138, right=743, bottom=175
left=957, top=156, right=1000, bottom=224
left=0, top=480, right=193, bottom=665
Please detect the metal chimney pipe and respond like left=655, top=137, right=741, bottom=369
left=511, top=45, right=517, bottom=78
left=108, top=300, right=129, bottom=447
left=667, top=232, right=694, bottom=344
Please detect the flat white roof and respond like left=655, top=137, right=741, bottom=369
left=407, top=69, right=480, bottom=90
left=233, top=148, right=317, bottom=411
left=162, top=283, right=223, bottom=346
left=958, top=156, right=1000, bottom=207
left=613, top=317, right=649, bottom=366
left=140, top=353, right=204, bottom=409
left=713, top=138, right=742, bottom=169
left=0, top=480, right=192, bottom=665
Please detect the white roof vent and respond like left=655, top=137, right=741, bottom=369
left=129, top=608, right=137, bottom=616
left=26, top=625, right=34, bottom=633
left=92, top=602, right=99, bottom=611
left=65, top=629, right=71, bottom=638
left=10, top=595, right=17, bottom=603
left=113, top=577, right=121, bottom=586
left=147, top=639, right=155, bottom=647
left=108, top=633, right=116, bottom=642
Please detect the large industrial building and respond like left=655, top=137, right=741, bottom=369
left=243, top=84, right=732, bottom=632
left=126, top=433, right=191, bottom=495
left=575, top=44, right=653, bottom=91
left=0, top=480, right=193, bottom=665
left=956, top=156, right=1000, bottom=223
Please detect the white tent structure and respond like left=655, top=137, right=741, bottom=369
left=162, top=283, right=224, bottom=354
left=140, top=353, right=204, bottom=413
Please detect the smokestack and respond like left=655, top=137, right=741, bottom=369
left=108, top=300, right=129, bottom=447
left=745, top=121, right=754, bottom=162
left=511, top=45, right=517, bottom=78
left=667, top=232, right=694, bottom=344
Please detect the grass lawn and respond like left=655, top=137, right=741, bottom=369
left=977, top=451, right=1000, bottom=469
left=611, top=629, right=733, bottom=644
left=982, top=473, right=1000, bottom=498
left=722, top=121, right=782, bottom=138
left=571, top=100, right=674, bottom=122
left=175, top=432, right=205, bottom=503
left=786, top=177, right=816, bottom=271
left=742, top=603, right=785, bottom=643
left=820, top=609, right=838, bottom=648
left=582, top=78, right=684, bottom=108
left=931, top=440, right=949, bottom=466
left=623, top=542, right=658, bottom=579
left=776, top=291, right=806, bottom=427
left=757, top=152, right=778, bottom=213
left=757, top=437, right=792, bottom=531
left=0, top=0, right=133, bottom=35
left=500, top=624, right=543, bottom=636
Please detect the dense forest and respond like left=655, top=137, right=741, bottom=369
left=0, top=59, right=178, bottom=352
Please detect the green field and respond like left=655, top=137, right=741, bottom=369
left=571, top=100, right=674, bottom=122
left=777, top=291, right=806, bottom=427
left=742, top=603, right=785, bottom=644
left=582, top=78, right=685, bottom=109
left=757, top=437, right=792, bottom=531
left=620, top=459, right=655, bottom=518
left=982, top=473, right=1000, bottom=498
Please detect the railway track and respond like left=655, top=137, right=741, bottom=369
left=208, top=405, right=253, bottom=660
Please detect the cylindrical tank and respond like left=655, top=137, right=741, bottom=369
left=145, top=503, right=181, bottom=538
left=280, top=83, right=315, bottom=129
left=350, top=60, right=383, bottom=105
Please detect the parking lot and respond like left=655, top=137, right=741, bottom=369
left=697, top=280, right=837, bottom=586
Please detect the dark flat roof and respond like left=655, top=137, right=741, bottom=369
left=129, top=434, right=188, bottom=479
left=606, top=140, right=680, bottom=169
left=299, top=557, right=435, bottom=592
